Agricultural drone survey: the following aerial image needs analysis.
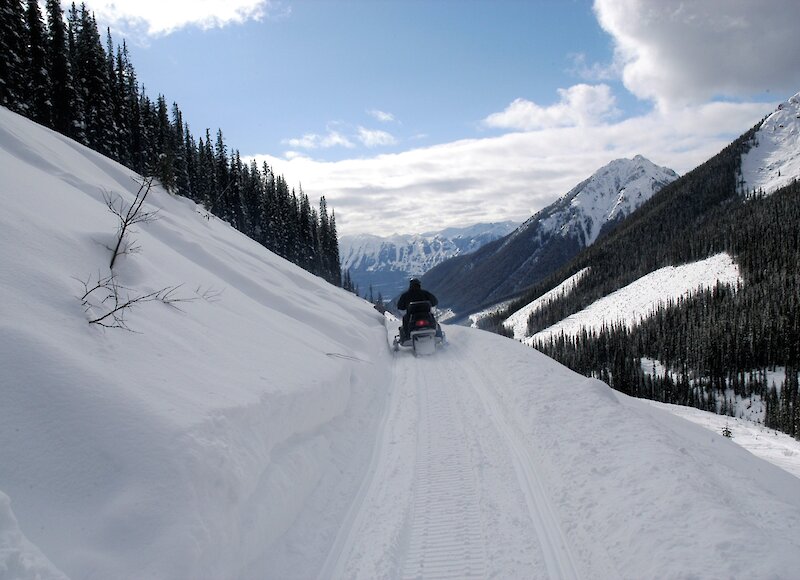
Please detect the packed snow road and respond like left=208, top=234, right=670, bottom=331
left=320, top=322, right=591, bottom=579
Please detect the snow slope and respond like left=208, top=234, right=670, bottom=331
left=504, top=268, right=589, bottom=340
left=0, top=107, right=392, bottom=578
left=740, top=91, right=800, bottom=195
left=531, top=253, right=741, bottom=344
left=2, top=107, right=800, bottom=579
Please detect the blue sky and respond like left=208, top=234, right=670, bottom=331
left=86, top=0, right=800, bottom=236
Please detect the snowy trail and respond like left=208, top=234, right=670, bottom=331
left=321, top=324, right=585, bottom=579
left=400, top=354, right=487, bottom=579
left=459, top=355, right=582, bottom=580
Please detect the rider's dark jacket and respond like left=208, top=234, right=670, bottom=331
left=397, top=287, right=438, bottom=310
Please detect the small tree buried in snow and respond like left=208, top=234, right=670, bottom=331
left=721, top=423, right=733, bottom=438
left=105, top=176, right=158, bottom=270
left=78, top=176, right=194, bottom=330
left=78, top=273, right=189, bottom=331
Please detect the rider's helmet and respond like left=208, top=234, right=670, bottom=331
left=409, top=278, right=421, bottom=288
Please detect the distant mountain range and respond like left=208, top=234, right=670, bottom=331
left=339, top=221, right=518, bottom=299
left=422, top=155, right=679, bottom=316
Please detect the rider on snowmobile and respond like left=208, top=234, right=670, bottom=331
left=397, top=278, right=438, bottom=341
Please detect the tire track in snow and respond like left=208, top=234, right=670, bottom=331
left=400, top=361, right=487, bottom=579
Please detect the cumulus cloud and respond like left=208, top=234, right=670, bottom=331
left=357, top=127, right=397, bottom=148
left=483, top=84, right=619, bottom=130
left=80, top=0, right=279, bottom=36
left=248, top=99, right=769, bottom=236
left=594, top=0, right=800, bottom=109
left=367, top=109, right=396, bottom=123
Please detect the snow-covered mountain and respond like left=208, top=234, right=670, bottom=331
left=740, top=91, right=800, bottom=195
left=423, top=155, right=679, bottom=316
left=3, top=107, right=800, bottom=579
left=516, top=154, right=679, bottom=247
left=339, top=221, right=517, bottom=298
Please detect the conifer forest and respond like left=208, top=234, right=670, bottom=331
left=0, top=0, right=342, bottom=285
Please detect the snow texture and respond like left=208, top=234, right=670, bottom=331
left=740, top=91, right=800, bottom=195
left=2, top=106, right=800, bottom=579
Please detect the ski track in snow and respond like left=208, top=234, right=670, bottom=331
left=322, top=323, right=587, bottom=579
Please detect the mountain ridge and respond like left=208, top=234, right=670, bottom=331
left=422, top=155, right=679, bottom=317
left=339, top=221, right=518, bottom=298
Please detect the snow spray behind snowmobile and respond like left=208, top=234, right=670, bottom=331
left=393, top=301, right=446, bottom=356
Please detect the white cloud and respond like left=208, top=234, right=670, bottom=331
left=483, top=84, right=619, bottom=130
left=284, top=130, right=354, bottom=150
left=357, top=127, right=397, bottom=148
left=593, top=0, right=800, bottom=109
left=80, top=0, right=279, bottom=36
left=367, top=109, right=396, bottom=123
left=248, top=98, right=771, bottom=237
left=568, top=53, right=619, bottom=82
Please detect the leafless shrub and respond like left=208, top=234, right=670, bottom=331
left=195, top=286, right=224, bottom=302
left=77, top=272, right=194, bottom=331
left=105, top=176, right=158, bottom=270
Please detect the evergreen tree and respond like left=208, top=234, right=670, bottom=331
left=109, top=43, right=132, bottom=166
left=23, top=0, right=52, bottom=126
left=183, top=123, right=197, bottom=201
left=72, top=4, right=116, bottom=153
left=45, top=0, right=74, bottom=135
left=171, top=102, right=189, bottom=195
left=0, top=0, right=28, bottom=112
left=213, top=129, right=229, bottom=217
left=153, top=94, right=175, bottom=190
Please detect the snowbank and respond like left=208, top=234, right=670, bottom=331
left=0, top=107, right=391, bottom=578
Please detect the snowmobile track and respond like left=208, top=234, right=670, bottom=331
left=400, top=362, right=487, bottom=579
left=465, top=358, right=583, bottom=580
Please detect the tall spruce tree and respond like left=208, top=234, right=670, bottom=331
left=0, top=0, right=28, bottom=112
left=23, top=0, right=52, bottom=126
left=45, top=0, right=75, bottom=135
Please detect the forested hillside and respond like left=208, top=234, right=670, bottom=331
left=482, top=116, right=800, bottom=437
left=0, top=0, right=341, bottom=283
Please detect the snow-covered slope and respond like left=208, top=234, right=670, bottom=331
left=339, top=221, right=517, bottom=298
left=503, top=268, right=589, bottom=340
left=530, top=253, right=741, bottom=344
left=423, top=155, right=678, bottom=316
left=3, top=107, right=800, bottom=579
left=740, top=91, right=800, bottom=195
left=0, top=107, right=392, bottom=578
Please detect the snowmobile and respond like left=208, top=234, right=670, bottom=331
left=392, top=301, right=446, bottom=356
